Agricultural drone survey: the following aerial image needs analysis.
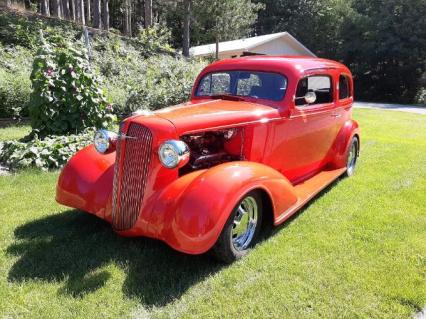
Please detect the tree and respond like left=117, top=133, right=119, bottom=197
left=41, top=0, right=50, bottom=16
left=61, top=0, right=70, bottom=19
left=52, top=0, right=62, bottom=18
left=102, top=0, right=110, bottom=30
left=93, top=0, right=101, bottom=28
left=340, top=0, right=426, bottom=102
left=145, top=0, right=153, bottom=28
left=124, top=0, right=132, bottom=36
left=70, top=0, right=76, bottom=20
left=86, top=0, right=91, bottom=24
left=182, top=0, right=191, bottom=57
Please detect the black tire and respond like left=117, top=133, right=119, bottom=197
left=343, top=136, right=359, bottom=177
left=212, top=190, right=263, bottom=263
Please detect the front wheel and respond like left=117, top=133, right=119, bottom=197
left=344, top=136, right=359, bottom=177
left=212, top=191, right=263, bottom=263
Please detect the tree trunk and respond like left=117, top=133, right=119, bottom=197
left=144, top=0, right=152, bottom=28
left=70, top=0, right=76, bottom=20
left=101, top=0, right=109, bottom=30
left=61, top=0, right=70, bottom=19
left=75, top=0, right=81, bottom=21
left=80, top=0, right=85, bottom=24
left=86, top=0, right=91, bottom=25
left=5, top=0, right=11, bottom=7
left=41, top=0, right=50, bottom=16
left=182, top=0, right=191, bottom=57
left=52, top=0, right=62, bottom=18
left=124, top=0, right=132, bottom=36
left=93, top=0, right=101, bottom=28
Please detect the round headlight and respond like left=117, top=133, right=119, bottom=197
left=158, top=140, right=190, bottom=169
left=94, top=129, right=117, bottom=153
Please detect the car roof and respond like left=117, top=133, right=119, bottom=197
left=203, top=56, right=350, bottom=75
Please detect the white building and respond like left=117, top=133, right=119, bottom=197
left=189, top=32, right=316, bottom=60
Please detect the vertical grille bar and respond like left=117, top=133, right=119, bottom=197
left=112, top=123, right=153, bottom=230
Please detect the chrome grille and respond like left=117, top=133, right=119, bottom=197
left=112, top=123, right=153, bottom=230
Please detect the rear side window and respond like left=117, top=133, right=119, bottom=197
left=339, top=75, right=351, bottom=99
left=295, top=75, right=333, bottom=106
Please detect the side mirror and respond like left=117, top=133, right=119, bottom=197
left=304, top=91, right=316, bottom=104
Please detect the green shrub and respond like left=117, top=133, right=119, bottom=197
left=0, top=45, right=32, bottom=118
left=0, top=68, right=31, bottom=118
left=0, top=130, right=93, bottom=170
left=131, top=23, right=175, bottom=57
left=29, top=39, right=115, bottom=137
left=126, top=55, right=206, bottom=112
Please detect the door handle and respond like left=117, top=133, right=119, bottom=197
left=331, top=113, right=342, bottom=118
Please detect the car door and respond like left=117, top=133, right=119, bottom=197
left=267, top=71, right=338, bottom=183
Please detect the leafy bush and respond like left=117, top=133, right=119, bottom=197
left=131, top=23, right=175, bottom=57
left=0, top=68, right=31, bottom=118
left=0, top=45, right=32, bottom=118
left=415, top=88, right=426, bottom=105
left=0, top=130, right=93, bottom=170
left=29, top=39, right=115, bottom=137
left=126, top=55, right=206, bottom=112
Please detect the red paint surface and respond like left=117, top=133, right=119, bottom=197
left=56, top=56, right=360, bottom=254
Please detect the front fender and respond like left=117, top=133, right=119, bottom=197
left=152, top=161, right=298, bottom=254
left=56, top=145, right=115, bottom=220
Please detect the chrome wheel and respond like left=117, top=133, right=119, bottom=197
left=346, top=138, right=358, bottom=176
left=231, top=196, right=258, bottom=251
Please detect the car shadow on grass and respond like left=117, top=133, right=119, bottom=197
left=6, top=177, right=344, bottom=306
left=6, top=210, right=223, bottom=306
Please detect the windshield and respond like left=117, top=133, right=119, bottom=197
left=196, top=71, right=287, bottom=101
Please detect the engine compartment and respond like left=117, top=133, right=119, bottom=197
left=179, top=128, right=244, bottom=174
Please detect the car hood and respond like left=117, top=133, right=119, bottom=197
left=151, top=99, right=281, bottom=135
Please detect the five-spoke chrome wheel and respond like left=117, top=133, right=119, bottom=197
left=231, top=196, right=258, bottom=251
left=212, top=191, right=263, bottom=263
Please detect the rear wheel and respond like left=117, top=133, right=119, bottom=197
left=344, top=136, right=359, bottom=177
left=212, top=191, right=263, bottom=263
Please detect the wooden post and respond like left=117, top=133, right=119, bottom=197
left=215, top=35, right=219, bottom=60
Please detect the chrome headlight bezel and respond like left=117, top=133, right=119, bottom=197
left=94, top=129, right=118, bottom=153
left=158, top=140, right=190, bottom=169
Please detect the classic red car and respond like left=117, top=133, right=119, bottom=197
left=56, top=56, right=359, bottom=262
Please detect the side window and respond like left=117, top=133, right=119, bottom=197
left=339, top=75, right=350, bottom=99
left=295, top=75, right=333, bottom=106
left=197, top=73, right=231, bottom=95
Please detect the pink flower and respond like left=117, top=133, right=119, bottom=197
left=106, top=104, right=113, bottom=112
left=45, top=68, right=54, bottom=76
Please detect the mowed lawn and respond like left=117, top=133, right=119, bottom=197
left=0, top=109, right=425, bottom=318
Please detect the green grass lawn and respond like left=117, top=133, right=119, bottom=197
left=0, top=109, right=425, bottom=318
left=0, top=124, right=31, bottom=142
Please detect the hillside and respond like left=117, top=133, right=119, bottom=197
left=0, top=7, right=206, bottom=119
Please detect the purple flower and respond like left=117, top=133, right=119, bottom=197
left=106, top=104, right=113, bottom=112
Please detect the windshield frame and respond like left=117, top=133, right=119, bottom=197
left=194, top=70, right=288, bottom=103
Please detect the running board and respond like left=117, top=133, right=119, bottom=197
left=274, top=168, right=347, bottom=225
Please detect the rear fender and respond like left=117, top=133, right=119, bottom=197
left=152, top=161, right=298, bottom=254
left=56, top=145, right=115, bottom=220
left=330, top=119, right=360, bottom=169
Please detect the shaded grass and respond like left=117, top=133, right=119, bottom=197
left=0, top=124, right=31, bottom=141
left=0, top=109, right=425, bottom=318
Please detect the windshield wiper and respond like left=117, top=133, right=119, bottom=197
left=209, top=94, right=245, bottom=101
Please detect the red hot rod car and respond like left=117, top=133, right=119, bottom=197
left=56, top=56, right=360, bottom=262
